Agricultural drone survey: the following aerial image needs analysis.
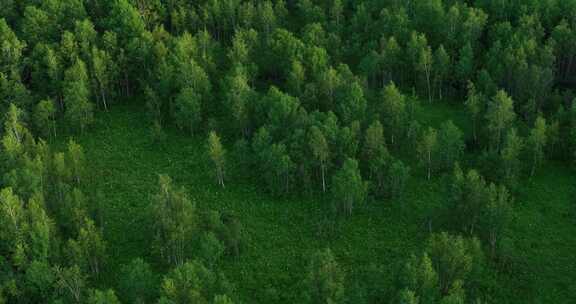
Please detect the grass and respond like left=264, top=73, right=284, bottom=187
left=57, top=101, right=576, bottom=303
left=508, top=164, right=576, bottom=302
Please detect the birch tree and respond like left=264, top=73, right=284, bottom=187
left=418, top=127, right=438, bottom=180
left=208, top=131, right=226, bottom=188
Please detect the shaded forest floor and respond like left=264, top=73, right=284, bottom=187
left=56, top=102, right=576, bottom=303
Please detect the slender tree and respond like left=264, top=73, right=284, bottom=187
left=528, top=115, right=547, bottom=177
left=119, top=258, right=157, bottom=304
left=64, top=59, right=93, bottom=134
left=152, top=175, right=196, bottom=266
left=387, top=159, right=410, bottom=200
left=438, top=121, right=465, bottom=171
left=482, top=185, right=513, bottom=257
left=485, top=90, right=515, bottom=152
left=500, top=128, right=523, bottom=188
left=331, top=158, right=367, bottom=216
left=174, top=87, right=202, bottom=136
left=34, top=99, right=57, bottom=139
left=54, top=265, right=86, bottom=304
left=434, top=45, right=451, bottom=100
left=309, top=126, right=330, bottom=192
left=2, top=104, right=29, bottom=160
left=159, top=260, right=231, bottom=303
left=208, top=132, right=226, bottom=188
left=399, top=289, right=420, bottom=304
left=306, top=248, right=345, bottom=304
left=91, top=47, right=115, bottom=111
left=465, top=82, right=481, bottom=143
left=418, top=45, right=433, bottom=103
left=66, top=140, right=85, bottom=185
left=87, top=289, right=121, bottom=304
left=418, top=127, right=438, bottom=180
left=67, top=218, right=107, bottom=277
left=425, top=233, right=483, bottom=294
left=380, top=82, right=406, bottom=146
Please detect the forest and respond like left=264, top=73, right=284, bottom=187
left=0, top=0, right=576, bottom=303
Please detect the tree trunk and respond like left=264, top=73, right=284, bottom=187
left=439, top=78, right=443, bottom=100
left=427, top=151, right=432, bottom=180
left=101, top=87, right=108, bottom=111
left=321, top=162, right=326, bottom=192
left=472, top=117, right=477, bottom=143
left=52, top=120, right=57, bottom=140
left=426, top=68, right=432, bottom=103
left=496, top=129, right=501, bottom=153
left=530, top=154, right=538, bottom=178
left=124, top=71, right=130, bottom=97
left=490, top=229, right=497, bottom=258
left=218, top=166, right=225, bottom=188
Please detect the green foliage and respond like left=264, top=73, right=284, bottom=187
left=64, top=59, right=94, bottom=133
left=2, top=104, right=30, bottom=161
left=159, top=260, right=232, bottom=304
left=208, top=132, right=226, bottom=188
left=60, top=187, right=88, bottom=237
left=363, top=120, right=389, bottom=195
left=481, top=185, right=513, bottom=258
left=0, top=19, right=26, bottom=75
left=456, top=43, right=474, bottom=86
left=528, top=115, right=547, bottom=176
left=439, top=281, right=465, bottom=304
left=305, top=248, right=345, bottom=304
left=417, top=127, right=438, bottom=180
left=67, top=139, right=85, bottom=184
left=437, top=121, right=465, bottom=172
left=399, top=253, right=438, bottom=304
left=398, top=289, right=419, bottom=304
left=199, top=232, right=225, bottom=268
left=309, top=126, right=330, bottom=193
left=386, top=160, right=410, bottom=200
left=67, top=218, right=106, bottom=276
left=214, top=294, right=234, bottom=304
left=2, top=1, right=576, bottom=303
left=54, top=265, right=86, bottom=303
left=174, top=87, right=202, bottom=135
left=87, top=289, right=121, bottom=304
left=27, top=193, right=52, bottom=263
left=485, top=90, right=516, bottom=152
left=25, top=260, right=55, bottom=302
left=91, top=47, right=116, bottom=111
left=434, top=45, right=451, bottom=99
left=33, top=99, right=56, bottom=139
left=223, top=66, right=255, bottom=137
left=465, top=82, right=481, bottom=142
left=337, top=81, right=366, bottom=125
left=0, top=187, right=26, bottom=267
left=331, top=158, right=368, bottom=216
left=398, top=232, right=484, bottom=303
left=450, top=167, right=514, bottom=258
left=119, top=258, right=157, bottom=304
left=42, top=104, right=576, bottom=303
left=499, top=128, right=524, bottom=188
left=380, top=82, right=407, bottom=146
left=287, top=60, right=306, bottom=96
left=152, top=174, right=197, bottom=266
left=150, top=120, right=167, bottom=143
left=425, top=233, right=484, bottom=295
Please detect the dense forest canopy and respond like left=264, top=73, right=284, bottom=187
left=1, top=0, right=576, bottom=303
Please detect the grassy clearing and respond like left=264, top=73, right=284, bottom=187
left=57, top=102, right=575, bottom=303
left=508, top=164, right=576, bottom=302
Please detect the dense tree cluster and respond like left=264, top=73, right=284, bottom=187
left=0, top=103, right=242, bottom=302
left=1, top=0, right=576, bottom=302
